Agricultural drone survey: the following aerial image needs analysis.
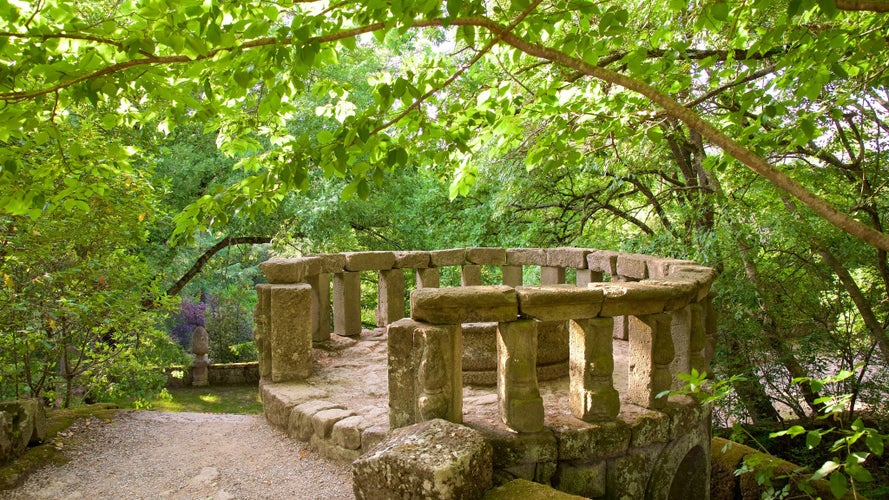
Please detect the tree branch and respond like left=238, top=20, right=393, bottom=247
left=164, top=236, right=272, bottom=298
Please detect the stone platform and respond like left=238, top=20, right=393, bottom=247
left=261, top=328, right=709, bottom=499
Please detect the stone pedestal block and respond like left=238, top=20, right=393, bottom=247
left=461, top=264, right=482, bottom=286
left=333, top=271, right=361, bottom=337
left=305, top=273, right=331, bottom=342
left=497, top=320, right=544, bottom=433
left=416, top=267, right=440, bottom=288
left=569, top=317, right=620, bottom=420
left=540, top=266, right=566, bottom=285
left=502, top=265, right=523, bottom=287
left=376, top=269, right=405, bottom=327
left=353, top=419, right=492, bottom=500
left=388, top=319, right=462, bottom=429
left=269, top=284, right=313, bottom=381
left=628, top=313, right=674, bottom=409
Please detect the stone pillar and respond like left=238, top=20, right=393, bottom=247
left=540, top=266, right=565, bottom=285
left=496, top=319, right=544, bottom=433
left=254, top=284, right=272, bottom=379
left=388, top=319, right=462, bottom=429
left=703, top=293, right=717, bottom=370
left=669, top=307, right=692, bottom=390
left=575, top=269, right=603, bottom=287
left=269, top=284, right=313, bottom=381
left=502, top=265, right=523, bottom=287
left=333, top=271, right=361, bottom=337
left=568, top=317, right=620, bottom=420
left=689, top=303, right=708, bottom=374
left=416, top=268, right=440, bottom=288
left=376, top=269, right=405, bottom=327
left=628, top=313, right=674, bottom=409
left=461, top=265, right=482, bottom=286
left=613, top=315, right=629, bottom=340
left=305, top=273, right=331, bottom=342
left=190, top=325, right=210, bottom=387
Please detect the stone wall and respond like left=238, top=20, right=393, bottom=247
left=164, top=362, right=260, bottom=388
left=255, top=247, right=718, bottom=499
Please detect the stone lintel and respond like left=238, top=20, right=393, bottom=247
left=506, top=248, right=547, bottom=266
left=411, top=286, right=518, bottom=324
left=616, top=254, right=649, bottom=280
left=429, top=248, right=466, bottom=267
left=516, top=286, right=603, bottom=321
left=466, top=247, right=507, bottom=265
left=309, top=253, right=347, bottom=274
left=586, top=250, right=619, bottom=275
left=342, top=251, right=396, bottom=271
left=393, top=251, right=431, bottom=269
left=592, top=282, right=674, bottom=317
left=546, top=247, right=591, bottom=269
left=260, top=257, right=322, bottom=284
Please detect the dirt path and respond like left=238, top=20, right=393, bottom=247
left=3, top=410, right=353, bottom=500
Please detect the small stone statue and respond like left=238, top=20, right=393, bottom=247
left=191, top=326, right=210, bottom=387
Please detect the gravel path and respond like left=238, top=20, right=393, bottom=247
left=3, top=410, right=353, bottom=500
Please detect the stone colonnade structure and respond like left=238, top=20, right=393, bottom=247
left=255, top=248, right=717, bottom=499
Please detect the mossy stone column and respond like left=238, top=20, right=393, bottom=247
left=569, top=317, right=620, bottom=420
left=497, top=319, right=544, bottom=433
left=628, top=313, right=674, bottom=409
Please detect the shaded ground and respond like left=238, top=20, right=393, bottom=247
left=3, top=411, right=352, bottom=500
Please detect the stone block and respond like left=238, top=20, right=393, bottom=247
left=669, top=307, right=692, bottom=389
left=666, top=265, right=719, bottom=302
left=466, top=247, right=507, bottom=265
left=606, top=448, right=659, bottom=500
left=331, top=416, right=370, bottom=450
left=586, top=250, right=619, bottom=275
left=394, top=251, right=430, bottom=269
left=628, top=314, right=674, bottom=409
left=461, top=264, right=482, bottom=286
left=469, top=425, right=557, bottom=468
left=288, top=400, right=344, bottom=440
left=411, top=286, right=518, bottom=324
left=616, top=253, right=649, bottom=279
left=623, top=408, right=671, bottom=447
left=376, top=269, right=405, bottom=327
left=304, top=273, right=330, bottom=342
left=540, top=266, right=565, bottom=285
left=309, top=253, right=347, bottom=273
left=551, top=419, right=630, bottom=461
left=506, top=248, right=546, bottom=266
left=553, top=460, right=607, bottom=498
left=388, top=319, right=462, bottom=429
left=416, top=267, right=441, bottom=288
left=462, top=322, right=498, bottom=371
left=516, top=286, right=603, bottom=321
left=333, top=271, right=361, bottom=337
left=260, top=257, right=322, bottom=284
left=343, top=251, right=396, bottom=271
left=501, top=265, right=523, bottom=287
left=647, top=258, right=696, bottom=279
left=310, top=434, right=362, bottom=463
left=0, top=399, right=45, bottom=457
left=429, top=248, right=466, bottom=267
left=482, top=479, right=586, bottom=500
left=546, top=247, right=591, bottom=269
left=536, top=320, right=570, bottom=366
left=575, top=269, right=603, bottom=287
left=568, top=318, right=620, bottom=421
left=353, top=419, right=493, bottom=500
left=254, top=284, right=272, bottom=379
left=497, top=320, right=544, bottom=433
left=269, top=284, right=313, bottom=382
left=312, top=408, right=354, bottom=438
left=361, top=423, right=389, bottom=451
left=592, top=281, right=674, bottom=317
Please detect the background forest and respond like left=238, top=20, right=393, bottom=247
left=1, top=0, right=888, bottom=495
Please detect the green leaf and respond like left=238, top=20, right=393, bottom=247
left=806, top=430, right=821, bottom=449
left=828, top=471, right=847, bottom=499
left=865, top=433, right=884, bottom=456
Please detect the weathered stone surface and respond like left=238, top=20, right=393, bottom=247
left=333, top=271, right=361, bottom=337
left=260, top=381, right=329, bottom=429
left=462, top=264, right=483, bottom=286
left=466, top=247, right=507, bottom=265
left=669, top=307, right=692, bottom=389
left=269, top=284, right=313, bottom=381
left=553, top=460, right=606, bottom=498
left=646, top=258, right=696, bottom=279
left=616, top=253, right=649, bottom=280
left=501, top=265, right=523, bottom=287
left=361, top=423, right=389, bottom=451
left=665, top=265, right=719, bottom=301
left=606, top=448, right=660, bottom=500
left=551, top=419, right=630, bottom=461
left=623, top=408, right=671, bottom=447
left=394, top=251, right=431, bottom=269
left=574, top=269, right=603, bottom=287
left=254, top=284, right=272, bottom=379
left=506, top=248, right=547, bottom=266
left=388, top=319, right=462, bottom=429
left=304, top=273, right=330, bottom=342
left=416, top=267, right=441, bottom=288
left=429, top=248, right=466, bottom=267
left=288, top=400, right=344, bottom=440
left=628, top=314, right=674, bottom=409
left=586, top=250, right=619, bottom=275
left=497, top=320, right=544, bottom=433
left=483, top=479, right=586, bottom=500
left=468, top=425, right=557, bottom=469
left=376, top=269, right=405, bottom=327
left=310, top=434, right=362, bottom=463
left=260, top=257, right=322, bottom=284
left=0, top=399, right=46, bottom=458
left=568, top=318, right=620, bottom=421
left=545, top=248, right=591, bottom=269
left=331, top=415, right=370, bottom=450
left=540, top=267, right=565, bottom=285
left=411, top=286, right=518, bottom=324
left=309, top=253, right=347, bottom=273
left=343, top=251, right=396, bottom=271
left=312, top=408, right=354, bottom=438
left=592, top=282, right=674, bottom=317
left=536, top=321, right=569, bottom=366
left=516, top=286, right=603, bottom=321
left=353, top=419, right=493, bottom=500
left=462, top=322, right=498, bottom=371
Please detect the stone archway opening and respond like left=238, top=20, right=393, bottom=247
left=668, top=444, right=707, bottom=500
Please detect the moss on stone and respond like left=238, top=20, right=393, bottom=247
left=483, top=479, right=586, bottom=500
